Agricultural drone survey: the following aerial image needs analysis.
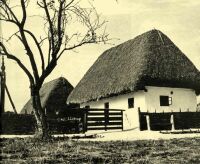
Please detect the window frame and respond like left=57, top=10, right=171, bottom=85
left=128, top=97, right=134, bottom=109
left=168, top=97, right=172, bottom=105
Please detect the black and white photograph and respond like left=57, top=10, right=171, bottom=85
left=0, top=0, right=200, bottom=163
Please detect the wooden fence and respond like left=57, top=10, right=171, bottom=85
left=1, top=108, right=124, bottom=134
left=84, top=108, right=124, bottom=131
left=139, top=109, right=200, bottom=131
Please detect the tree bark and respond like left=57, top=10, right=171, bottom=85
left=31, top=87, right=49, bottom=139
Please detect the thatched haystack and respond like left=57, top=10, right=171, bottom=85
left=68, top=29, right=200, bottom=104
left=21, top=77, right=75, bottom=117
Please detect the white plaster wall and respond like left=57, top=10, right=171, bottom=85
left=81, top=91, right=146, bottom=130
left=145, top=86, right=197, bottom=112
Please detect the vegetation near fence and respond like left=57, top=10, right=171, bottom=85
left=47, top=118, right=82, bottom=134
left=139, top=110, right=200, bottom=131
left=1, top=109, right=84, bottom=135
left=1, top=113, right=36, bottom=134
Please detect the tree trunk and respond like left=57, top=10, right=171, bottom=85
left=31, top=87, right=49, bottom=139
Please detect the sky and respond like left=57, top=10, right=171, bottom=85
left=1, top=0, right=200, bottom=112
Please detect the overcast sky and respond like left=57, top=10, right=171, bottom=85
left=2, top=0, right=200, bottom=112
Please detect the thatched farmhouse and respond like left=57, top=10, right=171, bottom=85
left=21, top=77, right=77, bottom=117
left=68, top=29, right=200, bottom=130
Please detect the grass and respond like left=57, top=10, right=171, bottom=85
left=1, top=137, right=200, bottom=163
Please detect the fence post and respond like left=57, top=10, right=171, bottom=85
left=171, top=113, right=175, bottom=131
left=104, top=109, right=107, bottom=131
left=146, top=114, right=150, bottom=131
left=121, top=110, right=123, bottom=131
left=83, top=109, right=88, bottom=132
left=138, top=108, right=141, bottom=131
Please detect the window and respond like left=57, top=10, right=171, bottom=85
left=104, top=102, right=109, bottom=109
left=85, top=105, right=90, bottom=109
left=128, top=98, right=134, bottom=108
left=160, top=96, right=172, bottom=106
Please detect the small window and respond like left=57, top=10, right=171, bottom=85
left=85, top=105, right=90, bottom=109
left=128, top=98, right=134, bottom=108
left=160, top=96, right=172, bottom=106
left=104, top=102, right=109, bottom=109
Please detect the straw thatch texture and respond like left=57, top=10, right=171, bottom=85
left=21, top=77, right=74, bottom=117
left=68, top=29, right=200, bottom=103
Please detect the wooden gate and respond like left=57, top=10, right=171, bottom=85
left=84, top=108, right=124, bottom=131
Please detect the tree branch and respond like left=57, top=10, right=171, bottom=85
left=24, top=29, right=45, bottom=71
left=19, top=28, right=40, bottom=82
left=0, top=42, right=34, bottom=84
left=56, top=0, right=64, bottom=54
left=37, top=59, right=57, bottom=88
left=57, top=39, right=99, bottom=60
left=1, top=0, right=20, bottom=24
left=21, top=0, right=27, bottom=26
left=65, top=0, right=75, bottom=9
left=42, top=0, right=55, bottom=55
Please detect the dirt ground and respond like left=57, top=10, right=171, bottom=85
left=84, top=129, right=200, bottom=141
left=1, top=129, right=200, bottom=141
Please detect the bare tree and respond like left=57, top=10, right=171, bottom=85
left=0, top=0, right=109, bottom=139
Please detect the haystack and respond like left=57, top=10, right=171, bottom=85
left=68, top=29, right=200, bottom=103
left=21, top=77, right=75, bottom=117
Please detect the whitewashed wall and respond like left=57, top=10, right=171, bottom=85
left=81, top=86, right=197, bottom=130
left=145, top=86, right=197, bottom=112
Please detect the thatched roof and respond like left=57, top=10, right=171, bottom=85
left=68, top=29, right=200, bottom=104
left=21, top=77, right=74, bottom=114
